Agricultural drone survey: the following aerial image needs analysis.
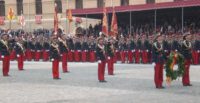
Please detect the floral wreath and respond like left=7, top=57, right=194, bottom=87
left=165, top=52, right=185, bottom=85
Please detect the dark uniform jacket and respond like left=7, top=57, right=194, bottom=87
left=59, top=40, right=68, bottom=54
left=129, top=40, right=135, bottom=50
left=82, top=42, right=89, bottom=51
left=96, top=44, right=106, bottom=61
left=0, top=40, right=10, bottom=56
left=105, top=42, right=114, bottom=57
left=43, top=42, right=50, bottom=51
left=50, top=43, right=60, bottom=60
left=181, top=40, right=192, bottom=60
left=14, top=42, right=24, bottom=55
left=35, top=42, right=43, bottom=51
left=152, top=42, right=167, bottom=63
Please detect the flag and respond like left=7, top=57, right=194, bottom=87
left=35, top=15, right=42, bottom=24
left=54, top=3, right=59, bottom=35
left=19, top=11, right=25, bottom=26
left=7, top=8, right=15, bottom=20
left=67, top=9, right=73, bottom=23
left=0, top=16, right=5, bottom=25
left=111, top=7, right=118, bottom=37
left=102, top=7, right=108, bottom=37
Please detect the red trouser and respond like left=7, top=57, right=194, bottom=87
left=89, top=51, right=96, bottom=62
left=10, top=50, right=16, bottom=61
left=43, top=50, right=49, bottom=61
left=182, top=59, right=191, bottom=85
left=31, top=51, right=35, bottom=60
left=81, top=51, right=87, bottom=62
left=35, top=51, right=41, bottom=61
left=61, top=52, right=68, bottom=72
left=154, top=63, right=164, bottom=88
left=52, top=59, right=59, bottom=78
left=2, top=55, right=10, bottom=76
left=17, top=54, right=24, bottom=70
left=135, top=50, right=140, bottom=63
left=98, top=60, right=106, bottom=81
left=107, top=57, right=114, bottom=75
left=68, top=50, right=74, bottom=62
left=128, top=50, right=134, bottom=63
left=193, top=51, right=199, bottom=65
left=26, top=49, right=32, bottom=61
left=120, top=51, right=126, bottom=63
left=74, top=50, right=80, bottom=62
left=142, top=51, right=148, bottom=64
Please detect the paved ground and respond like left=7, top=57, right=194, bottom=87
left=0, top=61, right=199, bottom=103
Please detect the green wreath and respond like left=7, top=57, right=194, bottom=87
left=165, top=52, right=185, bottom=84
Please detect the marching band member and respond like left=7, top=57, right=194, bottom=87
left=0, top=33, right=10, bottom=76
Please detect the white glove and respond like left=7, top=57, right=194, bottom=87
left=46, top=50, right=49, bottom=52
left=60, top=54, right=63, bottom=56
left=164, top=50, right=167, bottom=52
left=37, top=50, right=40, bottom=52
left=98, top=60, right=102, bottom=63
left=152, top=62, right=156, bottom=67
left=198, top=50, right=200, bottom=53
left=51, top=59, right=54, bottom=61
left=139, top=50, right=141, bottom=52
left=85, top=50, right=87, bottom=52
left=78, top=50, right=81, bottom=52
left=115, top=50, right=118, bottom=52
left=72, top=50, right=74, bottom=52
left=108, top=57, right=111, bottom=60
left=17, top=55, right=20, bottom=57
left=146, top=50, right=149, bottom=52
left=1, top=55, right=4, bottom=58
left=175, top=50, right=177, bottom=52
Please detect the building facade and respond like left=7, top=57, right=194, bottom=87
left=0, top=0, right=178, bottom=32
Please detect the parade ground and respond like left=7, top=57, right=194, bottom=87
left=0, top=61, right=199, bottom=103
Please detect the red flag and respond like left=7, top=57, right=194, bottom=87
left=102, top=7, right=108, bottom=37
left=0, top=16, right=5, bottom=25
left=111, top=7, right=118, bottom=37
left=35, top=15, right=42, bottom=24
left=20, top=11, right=25, bottom=26
left=54, top=3, right=59, bottom=35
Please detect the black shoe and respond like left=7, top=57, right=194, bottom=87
left=183, top=84, right=192, bottom=86
left=53, top=77, right=61, bottom=80
left=63, top=71, right=70, bottom=73
left=3, top=74, right=10, bottom=77
left=156, top=86, right=165, bottom=89
left=99, top=80, right=107, bottom=83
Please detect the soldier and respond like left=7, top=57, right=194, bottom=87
left=142, top=35, right=149, bottom=64
left=88, top=36, right=96, bottom=62
left=119, top=36, right=127, bottom=63
left=0, top=33, right=10, bottom=76
left=113, top=39, right=119, bottom=63
left=81, top=36, right=89, bottom=62
left=67, top=36, right=74, bottom=62
left=42, top=37, right=50, bottom=61
left=58, top=35, right=69, bottom=73
left=135, top=36, right=142, bottom=63
left=74, top=37, right=81, bottom=62
left=96, top=37, right=106, bottom=82
left=50, top=35, right=61, bottom=79
left=128, top=35, right=135, bottom=63
left=30, top=37, right=36, bottom=61
left=152, top=34, right=167, bottom=89
left=192, top=34, right=200, bottom=65
left=35, top=37, right=42, bottom=61
left=14, top=36, right=25, bottom=70
left=162, top=35, right=171, bottom=57
left=181, top=33, right=193, bottom=86
left=105, top=37, right=115, bottom=75
left=26, top=36, right=33, bottom=61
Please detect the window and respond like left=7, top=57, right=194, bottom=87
left=55, top=0, right=62, bottom=13
left=121, top=0, right=129, bottom=6
left=146, top=0, right=155, bottom=4
left=0, top=0, right=5, bottom=16
left=17, top=0, right=23, bottom=15
left=35, top=0, right=42, bottom=14
left=97, top=0, right=103, bottom=8
left=76, top=0, right=83, bottom=9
